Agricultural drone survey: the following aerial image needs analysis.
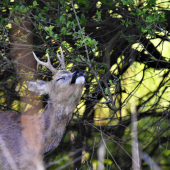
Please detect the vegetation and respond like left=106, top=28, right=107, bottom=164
left=0, top=0, right=170, bottom=169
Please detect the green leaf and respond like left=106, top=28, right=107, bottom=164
left=151, top=56, right=156, bottom=60
left=141, top=27, right=147, bottom=33
left=75, top=58, right=81, bottom=62
left=46, top=49, right=49, bottom=53
left=130, top=12, right=136, bottom=16
left=11, top=76, right=16, bottom=80
left=46, top=36, right=50, bottom=39
left=14, top=17, right=19, bottom=24
left=45, top=27, right=49, bottom=31
left=77, top=0, right=86, bottom=4
left=66, top=21, right=71, bottom=28
left=33, top=1, right=38, bottom=7
left=121, top=19, right=125, bottom=24
left=80, top=38, right=86, bottom=45
left=128, top=0, right=133, bottom=4
left=1, top=18, right=7, bottom=25
left=60, top=15, right=66, bottom=23
left=54, top=34, right=58, bottom=40
left=61, top=27, right=66, bottom=36
left=38, top=13, right=42, bottom=19
left=20, top=5, right=27, bottom=13
left=81, top=14, right=85, bottom=20
left=105, top=88, right=108, bottom=94
left=121, top=0, right=127, bottom=5
left=65, top=6, right=70, bottom=10
left=100, top=69, right=105, bottom=74
left=49, top=25, right=54, bottom=30
left=66, top=32, right=71, bottom=35
left=146, top=15, right=153, bottom=23
left=159, top=14, right=166, bottom=22
left=44, top=6, right=49, bottom=11
left=49, top=30, right=53, bottom=36
left=137, top=9, right=143, bottom=15
left=96, top=10, right=101, bottom=20
left=143, top=8, right=148, bottom=13
left=102, top=63, right=107, bottom=68
left=109, top=80, right=112, bottom=84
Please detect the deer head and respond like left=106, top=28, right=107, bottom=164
left=27, top=48, right=85, bottom=114
left=0, top=47, right=85, bottom=170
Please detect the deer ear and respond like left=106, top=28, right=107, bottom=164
left=27, top=80, right=48, bottom=96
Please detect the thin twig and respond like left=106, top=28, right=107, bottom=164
left=45, top=147, right=85, bottom=168
left=90, top=137, right=96, bottom=163
left=99, top=120, right=121, bottom=170
left=156, top=25, right=170, bottom=42
left=55, top=155, right=83, bottom=170
left=71, top=1, right=91, bottom=67
left=93, top=72, right=117, bottom=111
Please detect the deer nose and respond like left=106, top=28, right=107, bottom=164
left=77, top=70, right=84, bottom=77
left=71, top=70, right=85, bottom=84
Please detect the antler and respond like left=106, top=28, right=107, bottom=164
left=57, top=47, right=66, bottom=69
left=32, top=52, right=57, bottom=74
left=33, top=47, right=66, bottom=73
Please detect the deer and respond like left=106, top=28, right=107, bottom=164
left=0, top=47, right=85, bottom=170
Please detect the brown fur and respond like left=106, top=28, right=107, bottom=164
left=0, top=70, right=85, bottom=169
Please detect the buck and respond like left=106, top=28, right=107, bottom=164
left=0, top=48, right=85, bottom=170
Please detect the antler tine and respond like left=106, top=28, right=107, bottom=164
left=32, top=52, right=57, bottom=74
left=60, top=47, right=66, bottom=69
left=57, top=47, right=66, bottom=69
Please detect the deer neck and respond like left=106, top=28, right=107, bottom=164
left=40, top=100, right=72, bottom=154
left=38, top=85, right=84, bottom=154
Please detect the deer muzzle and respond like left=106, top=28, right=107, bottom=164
left=71, top=71, right=85, bottom=85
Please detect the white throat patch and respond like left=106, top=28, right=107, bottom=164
left=75, top=76, right=85, bottom=85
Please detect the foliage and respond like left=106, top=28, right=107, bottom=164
left=0, top=0, right=170, bottom=169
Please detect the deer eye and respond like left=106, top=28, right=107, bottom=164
left=56, top=77, right=65, bottom=82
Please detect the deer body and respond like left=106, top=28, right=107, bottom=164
left=0, top=50, right=85, bottom=169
